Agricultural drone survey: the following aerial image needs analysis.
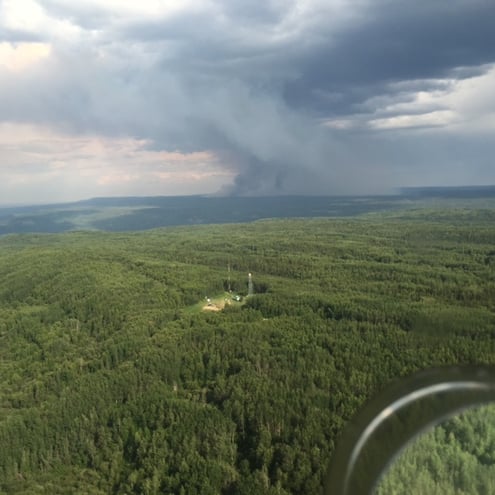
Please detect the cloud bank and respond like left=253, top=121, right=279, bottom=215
left=1, top=0, right=494, bottom=203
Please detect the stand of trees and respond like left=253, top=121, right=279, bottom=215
left=0, top=209, right=494, bottom=493
left=377, top=405, right=495, bottom=494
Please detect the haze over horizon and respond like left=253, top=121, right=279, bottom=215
left=1, top=0, right=495, bottom=204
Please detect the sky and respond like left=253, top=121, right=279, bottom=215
left=1, top=0, right=495, bottom=204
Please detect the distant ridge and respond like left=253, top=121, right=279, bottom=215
left=0, top=195, right=402, bottom=234
left=401, top=185, right=495, bottom=198
left=1, top=188, right=494, bottom=235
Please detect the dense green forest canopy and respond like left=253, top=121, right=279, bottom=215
left=377, top=404, right=495, bottom=495
left=0, top=206, right=494, bottom=493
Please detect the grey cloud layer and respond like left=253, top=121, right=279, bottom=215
left=2, top=0, right=495, bottom=195
left=283, top=1, right=495, bottom=116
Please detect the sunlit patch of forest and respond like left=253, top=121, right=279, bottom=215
left=0, top=208, right=494, bottom=494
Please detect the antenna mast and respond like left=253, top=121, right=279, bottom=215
left=248, top=272, right=253, bottom=297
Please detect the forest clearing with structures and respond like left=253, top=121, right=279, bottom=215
left=0, top=205, right=495, bottom=494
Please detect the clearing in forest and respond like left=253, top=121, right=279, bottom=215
left=186, top=293, right=246, bottom=313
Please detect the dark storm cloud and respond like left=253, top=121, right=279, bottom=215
left=116, top=0, right=495, bottom=123
left=121, top=6, right=299, bottom=82
left=107, top=0, right=495, bottom=192
left=283, top=0, right=495, bottom=116
left=2, top=0, right=495, bottom=197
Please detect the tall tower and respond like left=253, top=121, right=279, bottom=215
left=248, top=272, right=253, bottom=296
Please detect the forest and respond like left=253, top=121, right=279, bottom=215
left=0, top=205, right=494, bottom=493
